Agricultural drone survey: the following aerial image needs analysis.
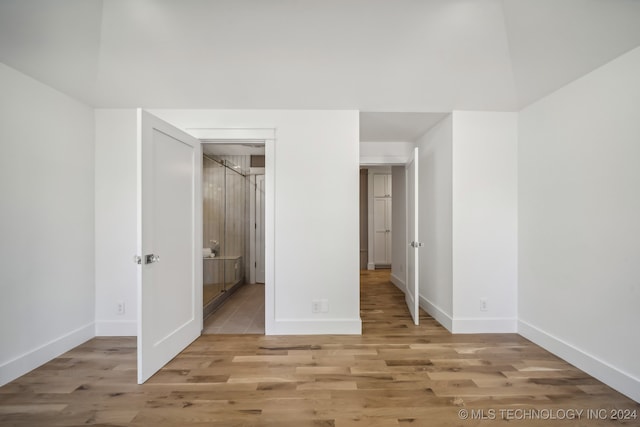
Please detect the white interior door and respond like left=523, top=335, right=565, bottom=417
left=373, top=198, right=388, bottom=263
left=406, top=147, right=420, bottom=325
left=137, top=110, right=202, bottom=384
left=256, top=174, right=265, bottom=284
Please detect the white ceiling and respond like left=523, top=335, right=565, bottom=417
left=1, top=0, right=639, bottom=115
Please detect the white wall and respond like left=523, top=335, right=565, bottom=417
left=518, top=46, right=640, bottom=402
left=94, top=110, right=138, bottom=335
left=452, top=111, right=518, bottom=333
left=360, top=141, right=415, bottom=165
left=390, top=166, right=406, bottom=289
left=94, top=109, right=361, bottom=335
left=415, top=115, right=454, bottom=330
left=0, top=63, right=95, bottom=386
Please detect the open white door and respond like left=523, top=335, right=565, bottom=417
left=137, top=110, right=202, bottom=384
left=406, top=147, right=420, bottom=325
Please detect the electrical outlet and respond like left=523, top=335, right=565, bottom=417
left=480, top=297, right=488, bottom=312
left=117, top=300, right=125, bottom=315
left=312, top=300, right=321, bottom=313
left=320, top=299, right=329, bottom=313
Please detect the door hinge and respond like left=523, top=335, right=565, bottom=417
left=133, top=255, right=142, bottom=265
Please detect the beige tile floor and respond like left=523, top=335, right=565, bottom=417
left=202, top=283, right=265, bottom=334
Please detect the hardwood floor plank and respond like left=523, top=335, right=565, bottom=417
left=1, top=270, right=638, bottom=426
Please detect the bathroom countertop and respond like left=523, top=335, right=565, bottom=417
left=203, top=255, right=242, bottom=260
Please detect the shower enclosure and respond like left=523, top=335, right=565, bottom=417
left=202, top=155, right=249, bottom=317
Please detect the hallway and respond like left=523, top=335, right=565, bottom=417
left=0, top=270, right=637, bottom=426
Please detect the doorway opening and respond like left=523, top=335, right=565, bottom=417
left=360, top=165, right=406, bottom=282
left=200, top=142, right=266, bottom=334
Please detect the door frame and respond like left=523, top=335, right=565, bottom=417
left=250, top=172, right=266, bottom=284
left=189, top=128, right=275, bottom=334
left=360, top=160, right=416, bottom=321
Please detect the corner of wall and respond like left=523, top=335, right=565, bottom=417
left=0, top=322, right=94, bottom=387
left=519, top=319, right=640, bottom=403
left=419, top=296, right=453, bottom=333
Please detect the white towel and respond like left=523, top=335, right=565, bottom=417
left=202, top=248, right=212, bottom=257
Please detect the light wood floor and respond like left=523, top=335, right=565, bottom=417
left=1, top=270, right=637, bottom=426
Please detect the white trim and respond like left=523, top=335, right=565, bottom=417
left=390, top=272, right=405, bottom=291
left=519, top=319, right=640, bottom=403
left=186, top=128, right=275, bottom=140
left=452, top=317, right=517, bottom=334
left=196, top=128, right=275, bottom=335
left=249, top=172, right=266, bottom=284
left=95, top=320, right=137, bottom=336
left=366, top=262, right=376, bottom=270
left=272, top=319, right=362, bottom=335
left=249, top=174, right=257, bottom=284
left=0, top=322, right=94, bottom=386
left=264, top=135, right=276, bottom=335
left=419, top=295, right=453, bottom=332
left=360, top=155, right=410, bottom=165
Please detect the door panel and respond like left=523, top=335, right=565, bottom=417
left=385, top=174, right=392, bottom=198
left=374, top=232, right=387, bottom=264
left=373, top=174, right=387, bottom=197
left=406, top=147, right=419, bottom=325
left=138, top=110, right=202, bottom=384
left=373, top=199, right=387, bottom=230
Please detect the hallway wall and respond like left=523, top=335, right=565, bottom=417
left=415, top=115, right=453, bottom=328
left=413, top=112, right=518, bottom=333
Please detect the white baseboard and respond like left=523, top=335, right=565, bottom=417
left=390, top=273, right=405, bottom=291
left=452, top=317, right=518, bottom=333
left=0, top=322, right=94, bottom=387
left=95, top=320, right=137, bottom=336
left=419, top=295, right=453, bottom=332
left=268, top=318, right=362, bottom=335
left=519, top=319, right=640, bottom=403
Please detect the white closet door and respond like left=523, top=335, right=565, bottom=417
left=385, top=174, right=392, bottom=198
left=373, top=198, right=388, bottom=263
left=385, top=198, right=392, bottom=264
left=373, top=174, right=387, bottom=197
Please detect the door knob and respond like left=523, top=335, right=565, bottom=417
left=145, top=254, right=160, bottom=264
